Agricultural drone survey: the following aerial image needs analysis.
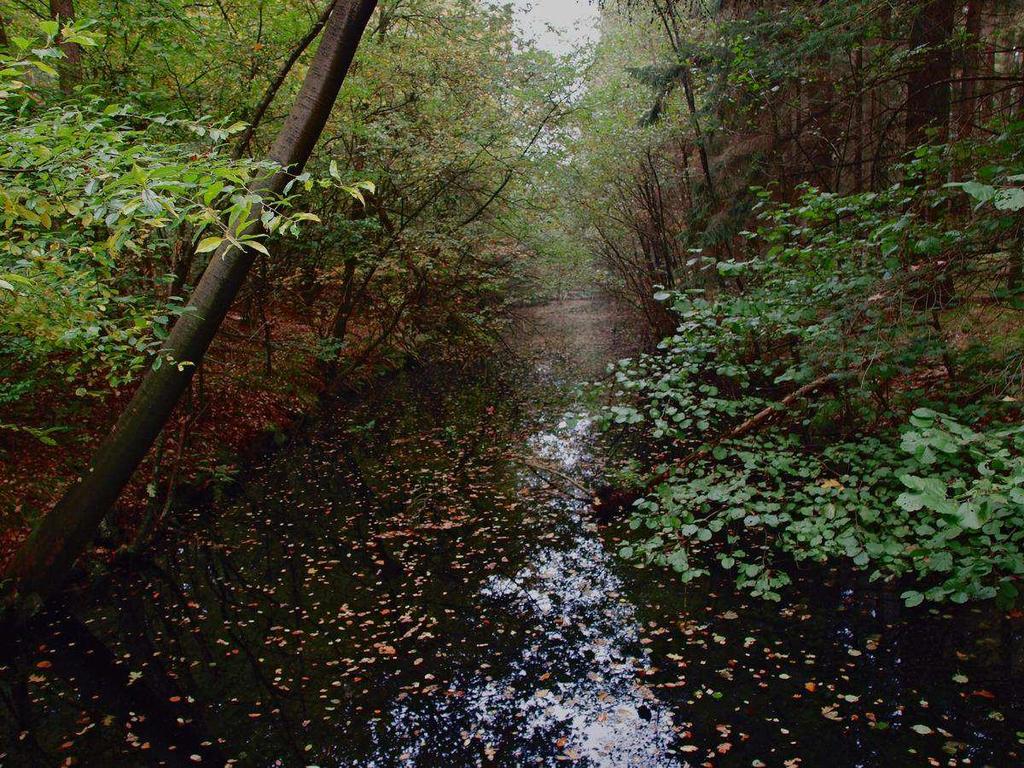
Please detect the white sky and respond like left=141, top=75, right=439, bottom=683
left=512, top=0, right=599, bottom=55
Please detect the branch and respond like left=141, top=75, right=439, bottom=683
left=517, top=455, right=594, bottom=500
left=648, top=372, right=837, bottom=488
left=233, top=0, right=339, bottom=159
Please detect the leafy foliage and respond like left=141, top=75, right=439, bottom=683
left=0, top=26, right=326, bottom=409
left=0, top=4, right=571, bottom=450
left=599, top=126, right=1024, bottom=606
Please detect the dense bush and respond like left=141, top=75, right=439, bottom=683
left=600, top=129, right=1024, bottom=606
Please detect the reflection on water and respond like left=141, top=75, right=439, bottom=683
left=2, top=299, right=1022, bottom=767
left=473, top=420, right=677, bottom=767
left=479, top=543, right=678, bottom=768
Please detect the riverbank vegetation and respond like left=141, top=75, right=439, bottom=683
left=578, top=0, right=1024, bottom=607
left=0, top=0, right=579, bottom=586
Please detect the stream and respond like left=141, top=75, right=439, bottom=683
left=2, top=298, right=1023, bottom=767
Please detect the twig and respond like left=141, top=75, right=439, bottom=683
left=648, top=372, right=837, bottom=487
left=517, top=455, right=594, bottom=501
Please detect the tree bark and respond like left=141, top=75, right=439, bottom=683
left=679, top=68, right=717, bottom=204
left=958, top=0, right=985, bottom=138
left=4, top=0, right=378, bottom=604
left=49, top=0, right=82, bottom=92
left=854, top=45, right=864, bottom=192
left=905, top=0, right=956, bottom=145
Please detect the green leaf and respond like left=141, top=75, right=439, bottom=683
left=901, top=590, right=925, bottom=608
left=196, top=236, right=224, bottom=253
left=957, top=502, right=982, bottom=530
left=32, top=60, right=58, bottom=77
left=203, top=180, right=225, bottom=206
left=956, top=181, right=997, bottom=205
left=994, top=187, right=1024, bottom=211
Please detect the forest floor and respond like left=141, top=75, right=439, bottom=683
left=0, top=313, right=337, bottom=570
left=1, top=297, right=1023, bottom=766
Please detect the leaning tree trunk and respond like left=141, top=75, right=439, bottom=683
left=4, top=0, right=378, bottom=603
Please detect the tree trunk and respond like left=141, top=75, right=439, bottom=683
left=905, top=0, right=956, bottom=145
left=679, top=68, right=717, bottom=204
left=49, top=0, right=82, bottom=92
left=854, top=45, right=864, bottom=192
left=4, top=0, right=378, bottom=604
left=958, top=0, right=984, bottom=138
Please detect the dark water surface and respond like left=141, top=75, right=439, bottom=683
left=2, top=298, right=1023, bottom=767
